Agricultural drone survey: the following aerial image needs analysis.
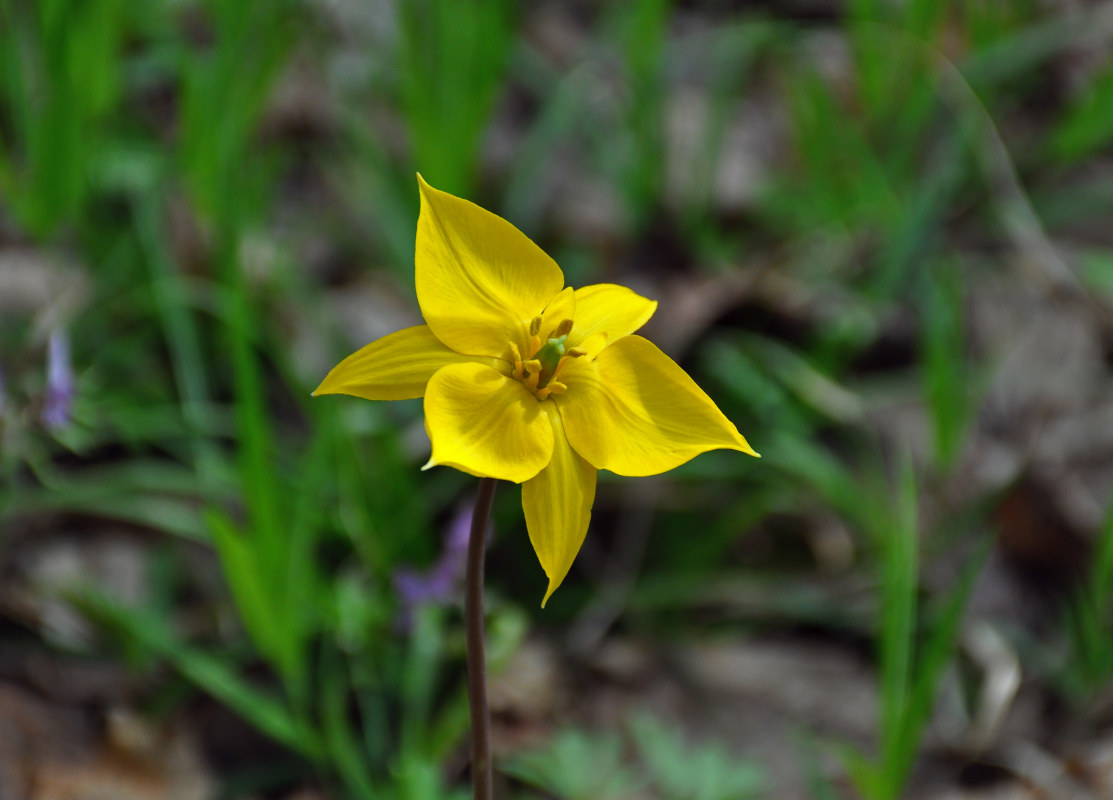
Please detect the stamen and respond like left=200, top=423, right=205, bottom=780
left=536, top=381, right=568, bottom=401
left=508, top=342, right=525, bottom=380
left=549, top=354, right=572, bottom=383
left=549, top=344, right=585, bottom=383
left=507, top=319, right=580, bottom=400
left=532, top=335, right=565, bottom=383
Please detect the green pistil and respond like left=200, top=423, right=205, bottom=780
left=534, top=335, right=566, bottom=386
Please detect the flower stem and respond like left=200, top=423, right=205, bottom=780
left=466, top=477, right=497, bottom=800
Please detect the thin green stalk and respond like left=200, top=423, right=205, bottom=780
left=466, top=478, right=498, bottom=800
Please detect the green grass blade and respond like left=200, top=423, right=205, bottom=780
left=82, top=593, right=318, bottom=758
left=320, top=647, right=379, bottom=800
left=892, top=539, right=988, bottom=789
left=876, top=455, right=918, bottom=791
left=919, top=259, right=969, bottom=470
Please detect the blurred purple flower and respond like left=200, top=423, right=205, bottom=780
left=393, top=503, right=475, bottom=629
left=43, top=329, right=73, bottom=429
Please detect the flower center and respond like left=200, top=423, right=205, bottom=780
left=509, top=316, right=585, bottom=400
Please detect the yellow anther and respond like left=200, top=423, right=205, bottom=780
left=552, top=318, right=573, bottom=338
left=566, top=346, right=587, bottom=358
left=505, top=343, right=522, bottom=379
left=529, top=316, right=542, bottom=336
left=550, top=352, right=583, bottom=383
left=536, top=381, right=567, bottom=400
left=506, top=334, right=575, bottom=400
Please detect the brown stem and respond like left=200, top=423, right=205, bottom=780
left=465, top=477, right=497, bottom=800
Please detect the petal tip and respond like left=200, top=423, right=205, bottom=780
left=312, top=370, right=342, bottom=397
left=421, top=456, right=438, bottom=472
left=539, top=572, right=565, bottom=608
left=737, top=437, right=760, bottom=458
left=416, top=172, right=436, bottom=196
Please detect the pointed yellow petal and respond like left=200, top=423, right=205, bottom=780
left=568, top=284, right=657, bottom=357
left=522, top=411, right=597, bottom=607
left=415, top=175, right=565, bottom=357
left=557, top=335, right=759, bottom=476
left=424, top=362, right=554, bottom=482
left=313, top=325, right=495, bottom=400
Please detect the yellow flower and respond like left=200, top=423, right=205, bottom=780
left=315, top=176, right=759, bottom=605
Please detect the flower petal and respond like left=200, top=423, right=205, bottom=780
left=537, top=286, right=576, bottom=342
left=416, top=175, right=565, bottom=358
left=522, top=411, right=597, bottom=607
left=423, top=362, right=554, bottom=482
left=557, top=335, right=759, bottom=476
left=313, top=325, right=495, bottom=400
left=569, top=284, right=657, bottom=357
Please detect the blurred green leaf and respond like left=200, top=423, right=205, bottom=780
left=1052, top=64, right=1113, bottom=164
left=82, top=593, right=318, bottom=758
left=398, top=0, right=513, bottom=197
left=503, top=727, right=641, bottom=800
left=919, top=260, right=969, bottom=470
left=629, top=713, right=766, bottom=800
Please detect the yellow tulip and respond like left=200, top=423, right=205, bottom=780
left=315, top=176, right=759, bottom=605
